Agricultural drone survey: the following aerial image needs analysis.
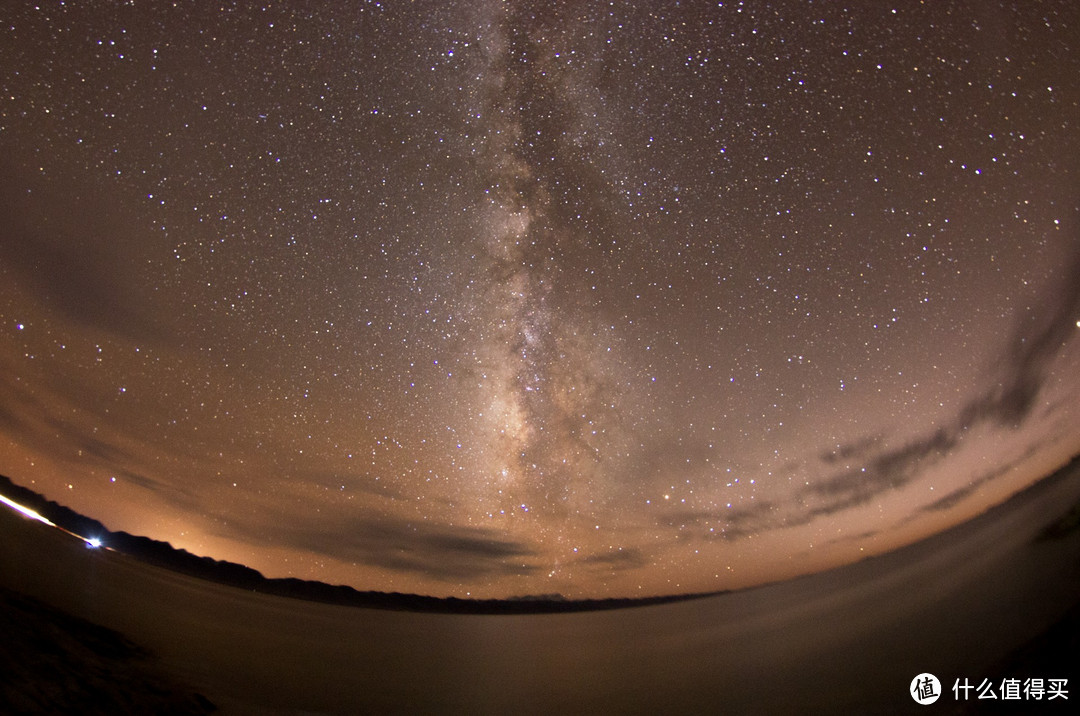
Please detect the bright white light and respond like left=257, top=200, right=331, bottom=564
left=86, top=537, right=102, bottom=549
left=0, top=493, right=56, bottom=527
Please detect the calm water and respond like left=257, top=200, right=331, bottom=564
left=3, top=462, right=1079, bottom=714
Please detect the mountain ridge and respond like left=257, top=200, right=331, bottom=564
left=0, top=473, right=719, bottom=614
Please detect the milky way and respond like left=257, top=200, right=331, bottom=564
left=1, top=1, right=1078, bottom=597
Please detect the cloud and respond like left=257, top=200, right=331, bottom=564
left=831, top=528, right=881, bottom=544
left=658, top=501, right=784, bottom=542
left=961, top=241, right=1080, bottom=429
left=0, top=367, right=121, bottom=465
left=0, top=158, right=169, bottom=344
left=219, top=506, right=541, bottom=583
left=917, top=482, right=983, bottom=515
left=116, top=467, right=193, bottom=497
left=820, top=434, right=883, bottom=465
left=804, top=428, right=956, bottom=517
left=0, top=395, right=29, bottom=436
left=288, top=469, right=411, bottom=502
left=915, top=441, right=1047, bottom=516
left=577, top=547, right=648, bottom=571
left=803, top=241, right=1080, bottom=522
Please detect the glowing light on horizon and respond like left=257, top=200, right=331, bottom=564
left=0, top=492, right=107, bottom=550
left=0, top=493, right=56, bottom=527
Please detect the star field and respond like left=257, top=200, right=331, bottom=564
left=1, top=0, right=1078, bottom=598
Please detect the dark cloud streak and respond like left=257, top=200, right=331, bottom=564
left=804, top=241, right=1080, bottom=520
left=962, top=238, right=1080, bottom=430
left=0, top=158, right=169, bottom=344
left=218, top=507, right=542, bottom=583
left=577, top=547, right=648, bottom=571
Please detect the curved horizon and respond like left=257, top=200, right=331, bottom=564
left=1, top=0, right=1079, bottom=599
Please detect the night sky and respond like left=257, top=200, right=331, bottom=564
left=1, top=0, right=1078, bottom=599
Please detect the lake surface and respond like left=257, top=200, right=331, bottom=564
left=3, top=461, right=1079, bottom=714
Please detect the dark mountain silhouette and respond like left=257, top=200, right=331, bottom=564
left=0, top=474, right=717, bottom=614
